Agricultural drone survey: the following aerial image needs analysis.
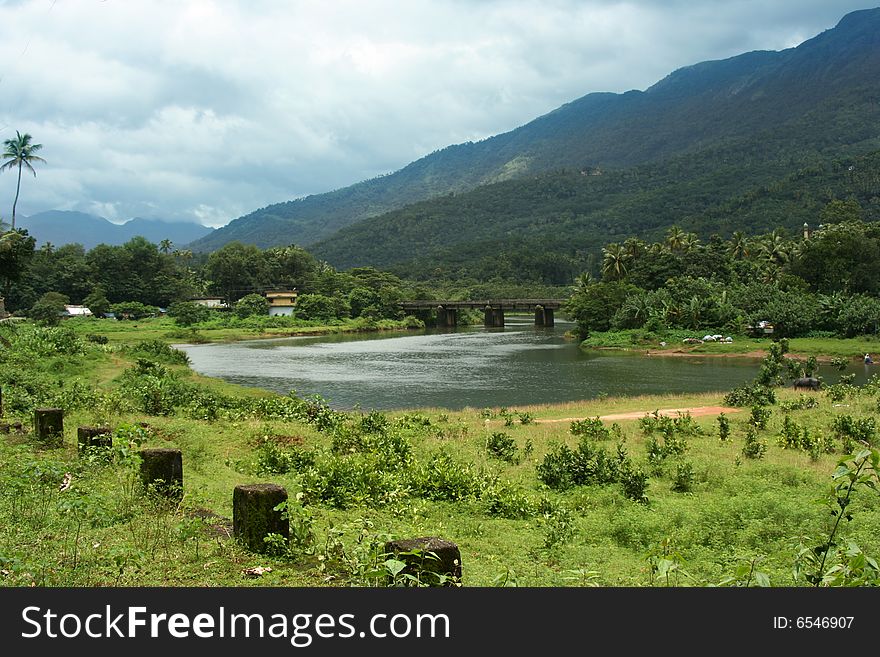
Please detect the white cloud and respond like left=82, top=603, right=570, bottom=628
left=0, top=0, right=872, bottom=227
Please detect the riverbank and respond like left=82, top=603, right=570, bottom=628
left=579, top=329, right=880, bottom=360
left=62, top=315, right=423, bottom=345
left=1, top=321, right=878, bottom=588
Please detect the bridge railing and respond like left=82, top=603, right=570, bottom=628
left=399, top=299, right=565, bottom=310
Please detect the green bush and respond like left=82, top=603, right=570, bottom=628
left=167, top=301, right=213, bottom=327
left=724, top=384, right=776, bottom=407
left=411, top=451, right=487, bottom=502
left=483, top=481, right=534, bottom=519
left=485, top=432, right=519, bottom=463
left=124, top=339, right=190, bottom=365
left=742, top=425, right=767, bottom=459
left=536, top=439, right=632, bottom=493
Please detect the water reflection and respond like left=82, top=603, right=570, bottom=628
left=179, top=323, right=868, bottom=411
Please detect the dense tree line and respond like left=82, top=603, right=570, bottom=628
left=565, top=199, right=880, bottom=340
left=0, top=235, right=437, bottom=323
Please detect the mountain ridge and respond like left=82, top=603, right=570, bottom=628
left=19, top=210, right=213, bottom=250
left=189, top=7, right=880, bottom=255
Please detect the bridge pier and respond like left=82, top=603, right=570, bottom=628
left=484, top=307, right=505, bottom=328
left=436, top=306, right=458, bottom=327
left=535, top=306, right=555, bottom=327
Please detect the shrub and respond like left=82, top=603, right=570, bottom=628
left=724, top=384, right=776, bottom=407
left=411, top=451, right=487, bottom=502
left=831, top=415, right=877, bottom=452
left=300, top=454, right=406, bottom=509
left=234, top=293, right=270, bottom=319
left=749, top=406, right=771, bottom=430
left=256, top=440, right=315, bottom=475
left=778, top=395, right=819, bottom=412
left=167, top=301, right=212, bottom=327
left=536, top=439, right=636, bottom=498
left=570, top=417, right=613, bottom=440
left=619, top=463, right=650, bottom=503
left=125, top=339, right=190, bottom=365
left=485, top=432, right=519, bottom=463
left=111, top=301, right=159, bottom=319
left=742, top=425, right=767, bottom=459
left=483, top=481, right=534, bottom=519
left=29, top=292, right=69, bottom=326
left=671, top=461, right=695, bottom=493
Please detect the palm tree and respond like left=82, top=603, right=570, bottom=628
left=0, top=131, right=46, bottom=230
left=665, top=225, right=686, bottom=253
left=601, top=243, right=630, bottom=281
left=159, top=239, right=174, bottom=255
left=727, top=231, right=748, bottom=260
left=757, top=230, right=790, bottom=268
left=679, top=232, right=700, bottom=254
left=571, top=272, right=595, bottom=293
left=622, top=237, right=646, bottom=259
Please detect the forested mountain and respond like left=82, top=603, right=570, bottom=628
left=19, top=211, right=213, bottom=250
left=189, top=8, right=880, bottom=257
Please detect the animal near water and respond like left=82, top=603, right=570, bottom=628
left=793, top=376, right=821, bottom=391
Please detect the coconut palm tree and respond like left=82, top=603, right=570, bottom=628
left=727, top=231, right=748, bottom=260
left=679, top=232, right=700, bottom=254
left=665, top=225, right=686, bottom=253
left=571, top=271, right=595, bottom=293
left=601, top=243, right=630, bottom=281
left=757, top=230, right=790, bottom=268
left=159, top=239, right=174, bottom=255
left=0, top=131, right=46, bottom=230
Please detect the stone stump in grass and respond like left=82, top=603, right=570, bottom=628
left=233, top=484, right=289, bottom=553
left=34, top=408, right=64, bottom=446
left=0, top=421, right=23, bottom=435
left=78, top=426, right=112, bottom=451
left=139, top=448, right=183, bottom=499
left=383, top=537, right=462, bottom=586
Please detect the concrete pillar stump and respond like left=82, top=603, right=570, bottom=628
left=384, top=536, right=462, bottom=586
left=34, top=408, right=64, bottom=446
left=139, top=448, right=183, bottom=499
left=0, top=421, right=23, bottom=435
left=78, top=426, right=112, bottom=450
left=233, top=483, right=289, bottom=553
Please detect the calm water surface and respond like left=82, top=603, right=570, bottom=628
left=179, top=321, right=870, bottom=410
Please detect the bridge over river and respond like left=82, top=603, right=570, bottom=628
left=399, top=299, right=565, bottom=327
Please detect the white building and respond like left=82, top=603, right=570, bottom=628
left=63, top=305, right=93, bottom=318
left=266, top=290, right=298, bottom=316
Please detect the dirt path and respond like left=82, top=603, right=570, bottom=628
left=534, top=406, right=741, bottom=424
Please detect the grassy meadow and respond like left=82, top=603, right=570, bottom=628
left=1, top=318, right=879, bottom=587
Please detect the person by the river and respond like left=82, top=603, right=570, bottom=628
left=865, top=353, right=873, bottom=365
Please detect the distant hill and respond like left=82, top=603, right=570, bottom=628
left=19, top=211, right=213, bottom=250
left=189, top=7, right=880, bottom=256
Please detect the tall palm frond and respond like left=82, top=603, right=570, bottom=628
left=1, top=131, right=46, bottom=229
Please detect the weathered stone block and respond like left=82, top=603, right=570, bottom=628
left=139, top=448, right=183, bottom=499
left=384, top=536, right=462, bottom=586
left=34, top=408, right=64, bottom=446
left=233, top=483, right=289, bottom=553
left=77, top=426, right=112, bottom=450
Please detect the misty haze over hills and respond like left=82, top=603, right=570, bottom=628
left=17, top=211, right=213, bottom=250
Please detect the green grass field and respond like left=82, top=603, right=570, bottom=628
left=1, top=320, right=878, bottom=587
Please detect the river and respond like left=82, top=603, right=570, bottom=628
left=174, top=320, right=873, bottom=411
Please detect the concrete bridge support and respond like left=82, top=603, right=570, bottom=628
left=535, top=306, right=555, bottom=327
left=436, top=306, right=458, bottom=327
left=484, top=307, right=505, bottom=328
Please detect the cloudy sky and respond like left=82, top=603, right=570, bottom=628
left=0, top=0, right=873, bottom=227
